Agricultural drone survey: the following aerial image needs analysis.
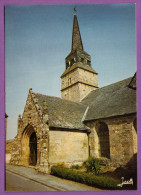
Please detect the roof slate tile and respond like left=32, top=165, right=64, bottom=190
left=81, top=77, right=136, bottom=121
left=34, top=93, right=88, bottom=131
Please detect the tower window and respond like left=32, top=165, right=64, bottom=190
left=66, top=62, right=69, bottom=69
left=71, top=59, right=75, bottom=65
left=80, top=58, right=84, bottom=63
left=87, top=60, right=91, bottom=65
left=68, top=78, right=71, bottom=84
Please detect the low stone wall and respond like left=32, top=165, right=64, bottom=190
left=6, top=154, right=11, bottom=164
left=5, top=139, right=15, bottom=164
left=49, top=130, right=89, bottom=167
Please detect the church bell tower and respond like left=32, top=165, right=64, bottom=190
left=61, top=9, right=98, bottom=102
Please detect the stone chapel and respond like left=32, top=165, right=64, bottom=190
left=9, top=11, right=137, bottom=174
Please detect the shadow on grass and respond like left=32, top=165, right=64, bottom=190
left=102, top=154, right=137, bottom=190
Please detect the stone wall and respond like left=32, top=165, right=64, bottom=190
left=49, top=130, right=89, bottom=167
left=5, top=139, right=14, bottom=164
left=86, top=114, right=137, bottom=167
left=78, top=83, right=97, bottom=101
left=61, top=84, right=80, bottom=102
left=6, top=139, right=14, bottom=153
left=78, top=68, right=98, bottom=87
left=61, top=67, right=98, bottom=102
left=61, top=68, right=79, bottom=90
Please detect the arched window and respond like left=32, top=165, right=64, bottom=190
left=97, top=122, right=110, bottom=159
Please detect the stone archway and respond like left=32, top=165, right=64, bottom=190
left=21, top=124, right=37, bottom=166
left=96, top=122, right=110, bottom=159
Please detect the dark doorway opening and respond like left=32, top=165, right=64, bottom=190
left=29, top=132, right=37, bottom=166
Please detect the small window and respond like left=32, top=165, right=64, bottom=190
left=66, top=62, right=69, bottom=69
left=68, top=78, right=71, bottom=84
left=87, top=60, right=91, bottom=65
left=80, top=58, right=84, bottom=63
left=71, top=59, right=75, bottom=65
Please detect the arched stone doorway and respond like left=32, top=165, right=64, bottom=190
left=21, top=125, right=37, bottom=166
left=97, top=122, right=110, bottom=159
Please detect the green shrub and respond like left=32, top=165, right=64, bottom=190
left=51, top=166, right=120, bottom=190
left=71, top=164, right=80, bottom=169
left=84, top=157, right=101, bottom=175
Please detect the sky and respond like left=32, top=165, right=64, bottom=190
left=5, top=4, right=136, bottom=140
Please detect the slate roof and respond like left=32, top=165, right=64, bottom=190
left=32, top=76, right=136, bottom=130
left=34, top=93, right=88, bottom=131
left=81, top=77, right=136, bottom=121
left=128, top=73, right=136, bottom=89
left=61, top=62, right=97, bottom=78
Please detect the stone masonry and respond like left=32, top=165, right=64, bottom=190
left=86, top=114, right=137, bottom=167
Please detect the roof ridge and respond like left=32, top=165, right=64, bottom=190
left=34, top=92, right=87, bottom=107
left=34, top=92, right=61, bottom=100
left=61, top=63, right=97, bottom=78
left=95, top=76, right=132, bottom=91
left=81, top=76, right=133, bottom=103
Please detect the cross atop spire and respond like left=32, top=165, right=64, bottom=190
left=74, top=7, right=76, bottom=15
left=72, top=10, right=83, bottom=51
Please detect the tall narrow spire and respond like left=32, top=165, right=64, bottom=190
left=72, top=9, right=83, bottom=51
left=64, top=9, right=93, bottom=70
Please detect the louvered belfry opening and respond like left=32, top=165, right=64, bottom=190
left=29, top=132, right=37, bottom=166
left=97, top=122, right=110, bottom=159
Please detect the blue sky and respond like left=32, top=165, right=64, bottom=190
left=5, top=4, right=136, bottom=140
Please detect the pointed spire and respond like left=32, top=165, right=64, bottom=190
left=64, top=9, right=92, bottom=70
left=74, top=7, right=76, bottom=15
left=72, top=8, right=83, bottom=51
